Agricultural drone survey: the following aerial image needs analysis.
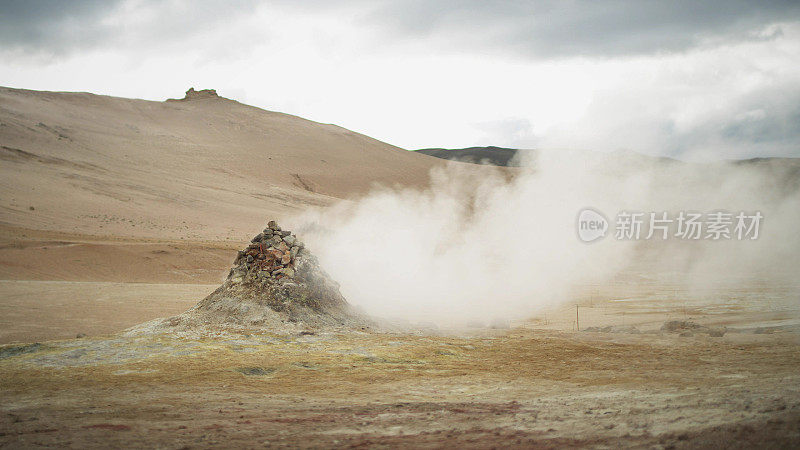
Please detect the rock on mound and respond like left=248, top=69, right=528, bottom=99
left=661, top=320, right=726, bottom=337
left=135, top=221, right=368, bottom=334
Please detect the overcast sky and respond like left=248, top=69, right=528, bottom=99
left=1, top=0, right=799, bottom=160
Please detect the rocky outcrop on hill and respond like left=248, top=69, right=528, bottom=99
left=167, top=87, right=220, bottom=102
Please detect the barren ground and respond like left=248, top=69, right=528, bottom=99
left=2, top=227, right=799, bottom=448
left=2, top=325, right=799, bottom=448
left=1, top=87, right=798, bottom=447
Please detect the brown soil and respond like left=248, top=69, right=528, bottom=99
left=2, top=87, right=798, bottom=447
left=1, top=329, right=798, bottom=448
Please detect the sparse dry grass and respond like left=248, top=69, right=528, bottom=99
left=2, top=328, right=799, bottom=447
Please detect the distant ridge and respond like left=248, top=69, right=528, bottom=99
left=416, top=146, right=800, bottom=170
left=415, top=146, right=531, bottom=167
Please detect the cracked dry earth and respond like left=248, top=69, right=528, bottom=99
left=1, top=328, right=799, bottom=448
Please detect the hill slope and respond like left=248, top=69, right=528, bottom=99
left=0, top=87, right=444, bottom=240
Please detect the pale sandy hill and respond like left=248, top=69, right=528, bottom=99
left=0, top=86, right=444, bottom=241
left=0, top=86, right=456, bottom=342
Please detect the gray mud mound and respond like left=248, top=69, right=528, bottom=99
left=131, top=221, right=371, bottom=334
left=661, top=320, right=726, bottom=337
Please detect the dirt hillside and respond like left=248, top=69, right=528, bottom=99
left=0, top=86, right=443, bottom=241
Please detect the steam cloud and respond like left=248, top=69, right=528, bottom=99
left=293, top=151, right=800, bottom=326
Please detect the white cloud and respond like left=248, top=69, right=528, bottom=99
left=1, top=1, right=798, bottom=159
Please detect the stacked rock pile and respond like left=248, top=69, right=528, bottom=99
left=212, top=219, right=350, bottom=319
left=229, top=220, right=305, bottom=283
left=130, top=220, right=368, bottom=333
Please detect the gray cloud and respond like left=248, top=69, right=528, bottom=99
left=531, top=76, right=800, bottom=160
left=671, top=84, right=800, bottom=159
left=3, top=1, right=799, bottom=60
left=0, top=0, right=118, bottom=55
left=362, top=0, right=800, bottom=58
left=1, top=0, right=798, bottom=159
left=0, top=0, right=260, bottom=59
